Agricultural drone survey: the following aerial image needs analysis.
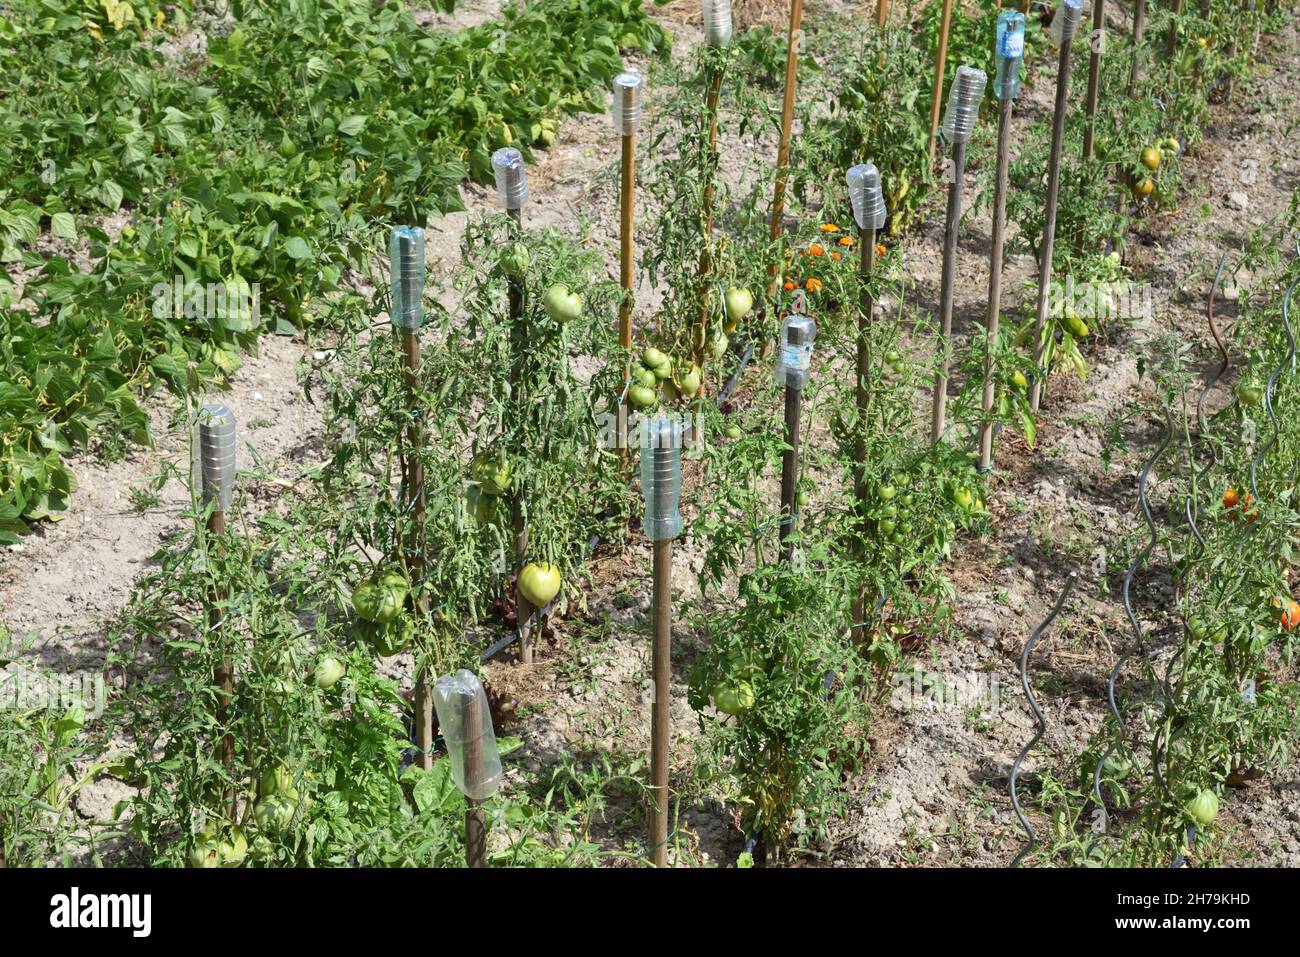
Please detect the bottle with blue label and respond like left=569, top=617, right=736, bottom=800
left=994, top=11, right=1026, bottom=101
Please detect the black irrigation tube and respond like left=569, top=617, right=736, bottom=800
left=1009, top=571, right=1077, bottom=867
left=1092, top=404, right=1171, bottom=833
left=1247, top=274, right=1299, bottom=507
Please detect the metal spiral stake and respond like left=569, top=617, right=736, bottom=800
left=1028, top=0, right=1083, bottom=414
left=1094, top=404, right=1172, bottom=827
left=1185, top=254, right=1232, bottom=552
left=1010, top=571, right=1077, bottom=867
left=199, top=402, right=237, bottom=818
left=931, top=65, right=986, bottom=444
left=1247, top=276, right=1299, bottom=507
left=642, top=416, right=683, bottom=867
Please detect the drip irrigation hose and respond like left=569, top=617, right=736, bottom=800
left=1092, top=404, right=1171, bottom=828
left=1009, top=572, right=1077, bottom=867
left=1247, top=275, right=1299, bottom=506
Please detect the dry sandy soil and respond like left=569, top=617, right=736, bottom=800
left=2, top=1, right=1299, bottom=865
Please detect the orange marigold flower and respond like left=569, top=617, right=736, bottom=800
left=831, top=251, right=842, bottom=261
left=783, top=280, right=796, bottom=291
left=875, top=244, right=887, bottom=256
left=808, top=244, right=825, bottom=257
left=805, top=277, right=823, bottom=292
left=819, top=223, right=839, bottom=233
left=838, top=236, right=855, bottom=247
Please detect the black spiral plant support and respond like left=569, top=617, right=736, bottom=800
left=1093, top=404, right=1172, bottom=832
left=1009, top=571, right=1077, bottom=867
left=1247, top=273, right=1299, bottom=506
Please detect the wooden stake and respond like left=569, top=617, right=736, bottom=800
left=875, top=0, right=889, bottom=29
left=851, top=229, right=877, bottom=643
left=1167, top=0, right=1183, bottom=58
left=765, top=0, right=805, bottom=308
left=400, top=330, right=433, bottom=771
left=930, top=137, right=966, bottom=443
left=1081, top=0, right=1105, bottom=161
left=619, top=116, right=636, bottom=477
left=502, top=207, right=536, bottom=665
left=980, top=98, right=1014, bottom=472
left=208, top=507, right=236, bottom=820
left=649, top=538, right=672, bottom=866
left=463, top=689, right=488, bottom=868
left=694, top=69, right=723, bottom=378
left=926, top=0, right=956, bottom=166
left=1128, top=0, right=1147, bottom=93
left=779, top=379, right=804, bottom=564
left=1028, top=34, right=1077, bottom=414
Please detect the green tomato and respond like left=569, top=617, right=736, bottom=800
left=1012, top=370, right=1029, bottom=391
left=711, top=680, right=756, bottom=716
left=890, top=360, right=906, bottom=374
left=634, top=365, right=658, bottom=389
left=472, top=453, right=512, bottom=496
left=724, top=287, right=754, bottom=324
left=877, top=484, right=896, bottom=501
left=724, top=424, right=742, bottom=439
left=629, top=383, right=657, bottom=409
left=313, top=655, right=344, bottom=689
left=952, top=487, right=975, bottom=510
left=1063, top=313, right=1090, bottom=338
left=884, top=349, right=902, bottom=363
left=500, top=243, right=530, bottom=277
left=677, top=364, right=703, bottom=398
left=797, top=490, right=809, bottom=507
left=879, top=518, right=897, bottom=536
left=1185, top=788, right=1219, bottom=827
left=519, top=562, right=562, bottom=607
left=258, top=764, right=299, bottom=802
left=1235, top=382, right=1263, bottom=406
left=254, top=795, right=296, bottom=834
left=642, top=347, right=669, bottom=370
left=354, top=571, right=408, bottom=624
left=542, top=283, right=582, bottom=322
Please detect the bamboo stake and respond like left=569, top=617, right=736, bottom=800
left=401, top=329, right=433, bottom=770
left=981, top=98, right=1015, bottom=471
left=875, top=0, right=889, bottom=29
left=198, top=403, right=237, bottom=819
left=1167, top=0, right=1183, bottom=58
left=765, top=0, right=805, bottom=311
left=1129, top=0, right=1147, bottom=93
left=506, top=206, right=534, bottom=665
left=1081, top=0, right=1105, bottom=161
left=462, top=688, right=487, bottom=868
left=614, top=74, right=641, bottom=478
left=1028, top=3, right=1082, bottom=413
left=852, top=231, right=876, bottom=642
left=926, top=0, right=956, bottom=166
left=982, top=12, right=1025, bottom=471
left=931, top=136, right=966, bottom=443
left=650, top=537, right=672, bottom=866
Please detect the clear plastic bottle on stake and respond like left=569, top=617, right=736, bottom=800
left=845, top=163, right=886, bottom=231
left=1050, top=0, right=1084, bottom=47
left=640, top=417, right=683, bottom=542
left=611, top=72, right=642, bottom=136
left=432, top=670, right=503, bottom=801
left=994, top=11, right=1027, bottom=100
left=197, top=403, right=236, bottom=512
left=701, top=0, right=732, bottom=47
left=941, top=65, right=988, bottom=145
left=491, top=147, right=528, bottom=210
left=389, top=226, right=425, bottom=330
left=776, top=315, right=817, bottom=390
